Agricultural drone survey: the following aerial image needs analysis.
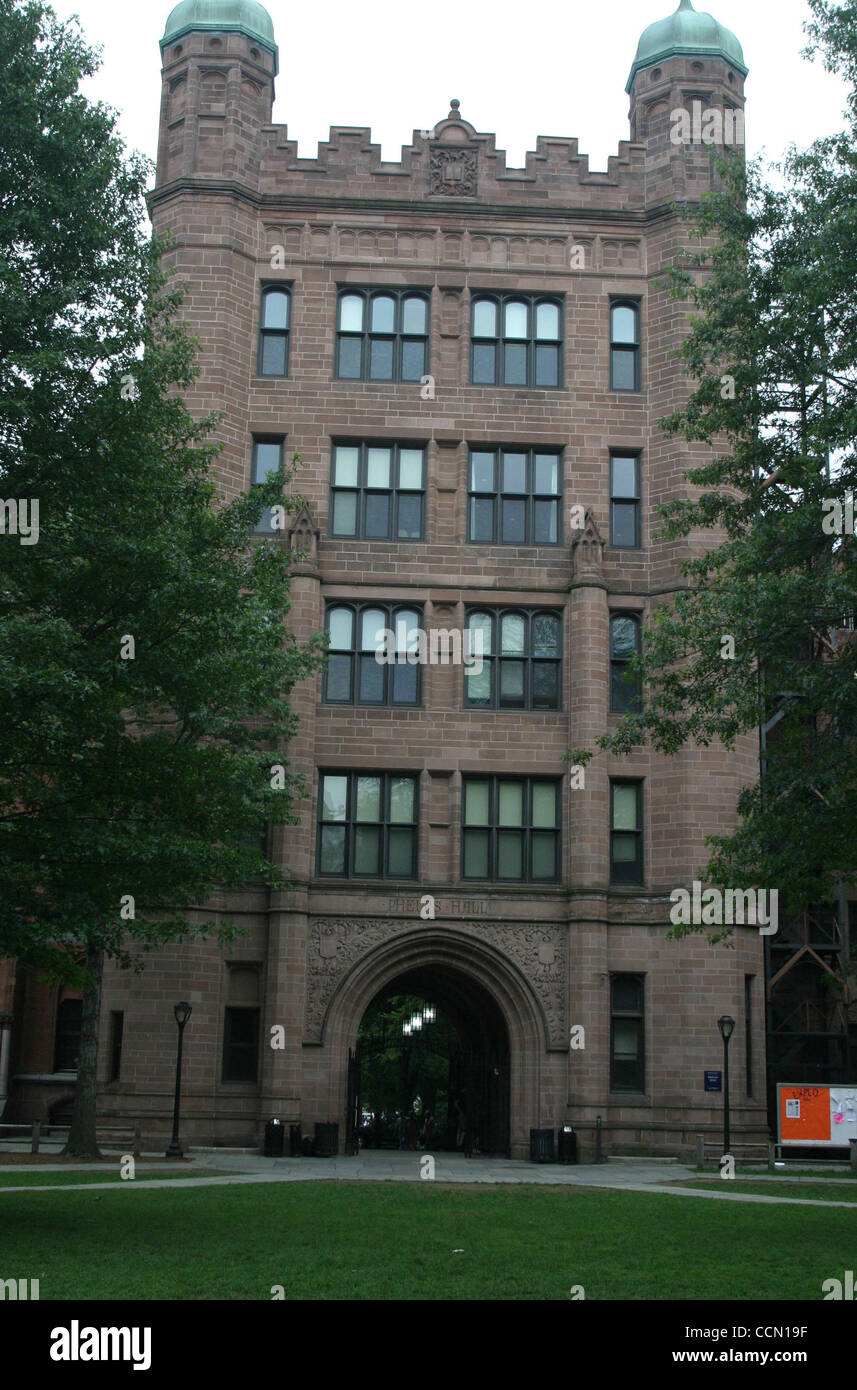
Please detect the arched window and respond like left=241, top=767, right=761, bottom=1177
left=610, top=300, right=641, bottom=391
left=464, top=609, right=562, bottom=710
left=471, top=294, right=562, bottom=388
left=610, top=613, right=642, bottom=713
left=323, top=603, right=423, bottom=706
left=257, top=286, right=291, bottom=376
left=336, top=289, right=429, bottom=382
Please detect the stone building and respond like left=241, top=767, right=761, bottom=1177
left=1, top=0, right=773, bottom=1157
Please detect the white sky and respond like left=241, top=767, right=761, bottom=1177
left=48, top=0, right=850, bottom=179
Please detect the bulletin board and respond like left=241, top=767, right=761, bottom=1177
left=777, top=1084, right=857, bottom=1146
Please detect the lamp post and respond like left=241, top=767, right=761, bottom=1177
left=718, top=1015, right=735, bottom=1158
left=166, top=1002, right=192, bottom=1160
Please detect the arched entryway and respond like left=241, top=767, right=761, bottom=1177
left=320, top=929, right=546, bottom=1159
left=353, top=967, right=511, bottom=1154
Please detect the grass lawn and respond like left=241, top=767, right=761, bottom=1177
left=678, top=1179, right=857, bottom=1202
left=0, top=1169, right=224, bottom=1188
left=1, top=1180, right=850, bottom=1300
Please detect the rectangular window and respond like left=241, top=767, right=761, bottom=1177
left=53, top=998, right=82, bottom=1073
left=464, top=609, right=562, bottom=711
left=330, top=442, right=426, bottom=541
left=610, top=613, right=642, bottom=714
left=336, top=289, right=429, bottom=382
left=222, top=1007, right=261, bottom=1084
left=251, top=437, right=284, bottom=535
left=610, top=780, right=643, bottom=884
left=324, top=603, right=423, bottom=706
left=461, top=776, right=560, bottom=882
left=109, top=1011, right=124, bottom=1083
left=467, top=448, right=561, bottom=545
left=471, top=295, right=563, bottom=388
left=257, top=286, right=291, bottom=377
left=610, top=301, right=641, bottom=392
left=745, top=975, right=754, bottom=1097
left=610, top=454, right=641, bottom=548
left=317, top=772, right=418, bottom=879
left=611, top=975, right=645, bottom=1092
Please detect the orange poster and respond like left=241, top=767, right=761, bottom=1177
left=779, top=1085, right=832, bottom=1143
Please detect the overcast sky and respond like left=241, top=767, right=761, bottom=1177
left=48, top=0, right=850, bottom=180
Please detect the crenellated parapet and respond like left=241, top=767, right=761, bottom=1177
left=253, top=102, right=648, bottom=213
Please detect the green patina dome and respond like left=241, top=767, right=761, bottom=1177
left=162, top=0, right=278, bottom=72
left=627, top=0, right=747, bottom=91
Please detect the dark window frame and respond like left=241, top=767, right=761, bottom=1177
left=470, top=293, right=564, bottom=389
left=317, top=770, right=420, bottom=880
left=256, top=284, right=292, bottom=377
left=610, top=974, right=646, bottom=1093
left=610, top=299, right=642, bottom=392
left=610, top=612, right=643, bottom=714
left=108, top=1011, right=124, bottom=1083
left=610, top=452, right=642, bottom=548
left=335, top=287, right=430, bottom=383
left=329, top=440, right=427, bottom=541
left=221, top=1006, right=261, bottom=1084
left=745, top=974, right=754, bottom=1097
left=610, top=779, right=644, bottom=885
left=463, top=607, right=563, bottom=711
left=53, top=997, right=83, bottom=1073
left=467, top=446, right=563, bottom=546
left=461, top=775, right=561, bottom=883
left=251, top=435, right=285, bottom=535
left=323, top=601, right=424, bottom=707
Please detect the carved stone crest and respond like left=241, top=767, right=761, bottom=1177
left=304, top=917, right=567, bottom=1047
left=429, top=146, right=478, bottom=197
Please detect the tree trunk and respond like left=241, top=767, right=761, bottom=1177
left=63, top=946, right=103, bottom=1158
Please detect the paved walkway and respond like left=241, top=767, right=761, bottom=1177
left=1, top=1149, right=856, bottom=1206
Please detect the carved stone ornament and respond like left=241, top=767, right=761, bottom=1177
left=571, top=509, right=605, bottom=579
left=429, top=146, right=478, bottom=197
left=304, top=917, right=567, bottom=1046
left=288, top=501, right=319, bottom=569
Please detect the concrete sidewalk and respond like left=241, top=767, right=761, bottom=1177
left=2, top=1149, right=856, bottom=1206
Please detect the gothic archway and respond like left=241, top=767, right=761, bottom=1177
left=319, top=929, right=546, bottom=1159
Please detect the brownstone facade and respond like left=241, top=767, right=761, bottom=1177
left=4, top=1, right=769, bottom=1158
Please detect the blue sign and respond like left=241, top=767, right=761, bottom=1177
left=705, top=1071, right=723, bottom=1092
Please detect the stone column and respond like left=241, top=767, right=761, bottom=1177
left=567, top=515, right=610, bottom=1136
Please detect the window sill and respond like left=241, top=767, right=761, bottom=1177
left=13, top=1073, right=77, bottom=1084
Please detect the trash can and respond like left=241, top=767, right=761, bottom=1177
left=529, top=1127, right=555, bottom=1163
left=301, top=1135, right=313, bottom=1157
left=263, top=1117, right=284, bottom=1157
left=289, top=1124, right=302, bottom=1157
left=314, top=1122, right=339, bottom=1157
left=557, top=1126, right=577, bottom=1164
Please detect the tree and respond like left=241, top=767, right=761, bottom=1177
left=0, top=1, right=324, bottom=1155
left=573, top=2, right=857, bottom=934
